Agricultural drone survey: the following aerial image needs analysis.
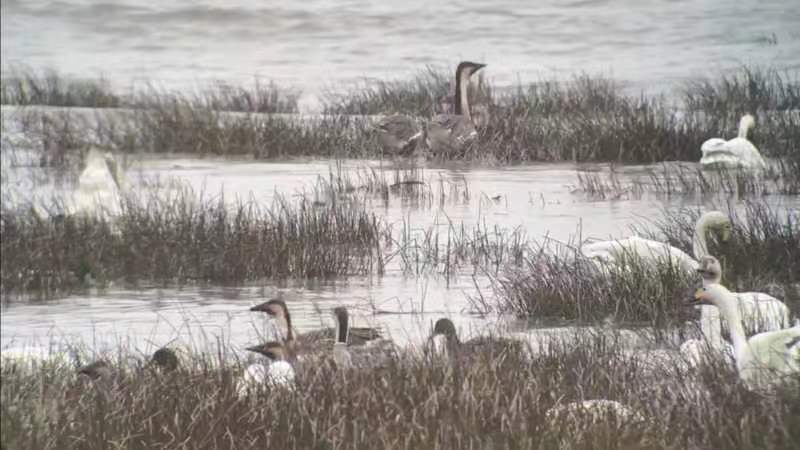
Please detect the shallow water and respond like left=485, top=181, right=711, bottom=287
left=2, top=150, right=799, bottom=356
left=3, top=0, right=799, bottom=110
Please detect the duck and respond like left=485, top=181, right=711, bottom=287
left=426, top=61, right=486, bottom=154
left=238, top=341, right=296, bottom=396
left=688, top=283, right=800, bottom=391
left=427, top=318, right=528, bottom=360
left=331, top=306, right=396, bottom=369
left=700, top=114, right=767, bottom=170
left=374, top=114, right=425, bottom=157
left=697, top=255, right=790, bottom=334
left=249, top=299, right=383, bottom=354
left=581, top=211, right=732, bottom=275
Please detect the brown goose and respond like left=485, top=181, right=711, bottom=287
left=374, top=114, right=425, bottom=157
left=331, top=306, right=396, bottom=368
left=250, top=299, right=383, bottom=353
left=428, top=318, right=527, bottom=359
left=426, top=61, right=486, bottom=153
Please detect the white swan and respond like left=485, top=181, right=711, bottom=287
left=700, top=114, right=767, bottom=170
left=689, top=284, right=800, bottom=391
left=697, top=255, right=790, bottom=333
left=426, top=61, right=485, bottom=153
left=581, top=211, right=731, bottom=274
left=679, top=305, right=733, bottom=368
left=238, top=341, right=296, bottom=396
left=72, top=148, right=127, bottom=218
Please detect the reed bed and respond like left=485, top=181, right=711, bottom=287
left=5, top=65, right=798, bottom=164
left=2, top=334, right=798, bottom=450
left=1, top=66, right=300, bottom=113
left=392, top=219, right=527, bottom=283
left=644, top=202, right=800, bottom=289
left=683, top=66, right=800, bottom=115
left=489, top=201, right=799, bottom=322
left=0, top=184, right=388, bottom=300
left=573, top=161, right=800, bottom=200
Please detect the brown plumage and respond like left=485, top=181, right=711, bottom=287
left=250, top=299, right=383, bottom=354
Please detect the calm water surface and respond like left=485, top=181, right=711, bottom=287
left=2, top=0, right=799, bottom=110
left=3, top=151, right=799, bottom=355
left=2, top=0, right=799, bottom=357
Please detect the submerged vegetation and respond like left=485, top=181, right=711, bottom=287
left=3, top=65, right=798, bottom=165
left=2, top=335, right=799, bottom=449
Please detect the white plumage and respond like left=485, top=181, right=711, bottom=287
left=581, top=211, right=731, bottom=275
left=691, top=284, right=800, bottom=391
left=697, top=255, right=791, bottom=334
left=699, top=114, right=767, bottom=169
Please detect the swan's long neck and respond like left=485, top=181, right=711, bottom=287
left=738, top=115, right=754, bottom=139
left=692, top=217, right=711, bottom=260
left=699, top=305, right=723, bottom=349
left=336, top=313, right=349, bottom=344
left=714, top=289, right=750, bottom=360
left=454, top=68, right=472, bottom=122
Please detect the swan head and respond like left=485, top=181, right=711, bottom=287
left=687, top=284, right=731, bottom=308
left=696, top=255, right=722, bottom=282
left=245, top=341, right=287, bottom=361
left=699, top=211, right=732, bottom=242
left=250, top=299, right=288, bottom=318
left=151, top=347, right=179, bottom=372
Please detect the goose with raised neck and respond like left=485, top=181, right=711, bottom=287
left=331, top=306, right=395, bottom=368
left=426, top=61, right=486, bottom=153
left=250, top=299, right=383, bottom=354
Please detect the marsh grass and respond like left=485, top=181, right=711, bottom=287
left=683, top=66, right=800, bottom=115
left=323, top=66, right=493, bottom=116
left=14, top=104, right=377, bottom=160
left=3, top=335, right=798, bottom=450
left=644, top=202, right=800, bottom=291
left=490, top=200, right=798, bottom=322
left=392, top=219, right=528, bottom=283
left=1, top=66, right=300, bottom=113
left=1, top=67, right=121, bottom=108
left=573, top=161, right=800, bottom=200
left=489, top=244, right=697, bottom=325
left=0, top=182, right=388, bottom=300
left=6, top=66, right=798, bottom=164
